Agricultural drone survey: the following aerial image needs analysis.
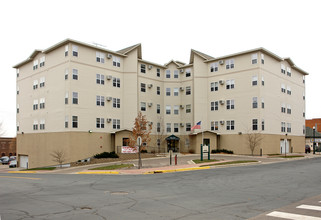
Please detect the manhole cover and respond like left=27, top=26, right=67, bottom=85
left=110, top=191, right=129, bottom=195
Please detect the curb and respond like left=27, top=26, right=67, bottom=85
left=77, top=171, right=120, bottom=175
left=8, top=171, right=37, bottom=174
left=143, top=166, right=211, bottom=174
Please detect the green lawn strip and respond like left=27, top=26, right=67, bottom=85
left=193, top=159, right=219, bottom=164
left=277, top=155, right=304, bottom=158
left=89, top=164, right=134, bottom=170
left=22, top=167, right=56, bottom=171
left=200, top=160, right=258, bottom=167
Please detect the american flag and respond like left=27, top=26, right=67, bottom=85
left=191, top=121, right=201, bottom=130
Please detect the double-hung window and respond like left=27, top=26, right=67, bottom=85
left=113, top=56, right=120, bottom=67
left=33, top=60, right=38, bottom=70
left=166, top=88, right=171, bottom=96
left=33, top=99, right=38, bottom=110
left=72, top=69, right=78, bottom=80
left=141, top=64, right=146, bottom=73
left=157, top=68, right=160, bottom=77
left=40, top=77, right=45, bottom=87
left=251, top=53, right=258, bottom=64
left=72, top=116, right=78, bottom=128
left=72, top=45, right=78, bottom=57
left=186, top=123, right=191, bottom=132
left=166, top=70, right=170, bottom=78
left=252, top=76, right=258, bottom=86
left=96, top=52, right=105, bottom=63
left=226, top=59, right=234, bottom=69
left=141, top=83, right=146, bottom=92
left=166, top=105, right=171, bottom=114
left=281, top=122, right=286, bottom=132
left=281, top=64, right=285, bottom=74
left=252, top=119, right=258, bottom=130
left=226, top=120, right=235, bottom=130
left=174, top=70, right=179, bottom=78
left=166, top=123, right=171, bottom=133
left=174, top=105, right=179, bottom=115
left=174, top=123, right=179, bottom=133
left=210, top=62, right=218, bottom=72
left=211, top=82, right=218, bottom=91
left=141, top=102, right=146, bottom=111
left=113, top=77, right=120, bottom=87
left=173, top=88, right=179, bottom=96
left=96, top=118, right=105, bottom=128
left=226, top=80, right=235, bottom=89
left=113, top=98, right=120, bottom=108
left=40, top=98, right=45, bottom=109
left=65, top=45, right=69, bottom=56
left=226, top=100, right=234, bottom=110
left=186, top=68, right=191, bottom=77
left=186, top=86, right=191, bottom=95
left=287, top=67, right=291, bottom=76
left=252, top=97, right=258, bottom=108
left=157, top=104, right=160, bottom=114
left=186, top=104, right=191, bottom=113
left=113, top=119, right=120, bottom=129
left=73, top=92, right=78, bottom=104
left=157, top=86, right=160, bottom=95
left=40, top=56, right=45, bottom=67
left=33, top=80, right=38, bottom=90
left=211, top=101, right=218, bottom=111
left=96, top=95, right=105, bottom=106
left=96, top=74, right=105, bottom=84
left=287, top=123, right=291, bottom=133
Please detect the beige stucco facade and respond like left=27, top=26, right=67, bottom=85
left=14, top=39, right=307, bottom=168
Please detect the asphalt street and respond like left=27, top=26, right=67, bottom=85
left=1, top=156, right=321, bottom=219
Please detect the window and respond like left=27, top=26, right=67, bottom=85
left=252, top=119, right=258, bottom=130
left=287, top=67, right=291, bottom=76
left=40, top=98, right=45, bottom=109
left=252, top=76, right=258, bottom=86
left=72, top=92, right=78, bottom=104
left=226, top=100, right=234, bottom=110
left=303, top=76, right=305, bottom=84
left=186, top=123, right=191, bottom=132
left=287, top=123, right=291, bottom=133
left=113, top=56, right=120, bottom=67
left=39, top=77, right=45, bottom=87
left=72, top=116, right=78, bottom=128
left=33, top=120, right=38, bottom=130
left=287, top=86, right=291, bottom=95
left=281, top=122, right=286, bottom=132
left=16, top=104, right=19, bottom=113
left=226, top=120, right=235, bottom=130
left=211, top=101, right=218, bottom=111
left=112, top=119, right=120, bottom=129
left=65, top=92, right=69, bottom=104
left=186, top=86, right=191, bottom=95
left=166, top=70, right=170, bottom=78
left=261, top=98, right=264, bottom=109
left=65, top=116, right=68, bottom=128
left=211, top=121, right=219, bottom=131
left=113, top=77, right=120, bottom=88
left=65, top=69, right=68, bottom=80
left=186, top=104, right=191, bottom=113
left=33, top=60, right=38, bottom=70
left=157, top=86, right=160, bottom=95
left=226, top=59, right=234, bottom=69
left=262, top=119, right=265, bottom=131
left=40, top=56, right=45, bottom=67
left=141, top=64, right=146, bottom=73
left=72, top=69, right=78, bottom=80
left=141, top=83, right=146, bottom=92
left=287, top=105, right=291, bottom=114
left=281, top=84, right=286, bottom=93
left=16, top=86, right=19, bottom=95
left=16, top=69, right=19, bottom=78
left=96, top=74, right=105, bottom=85
left=252, top=97, right=258, bottom=108
left=303, top=125, right=306, bottom=134
left=281, top=64, right=285, bottom=74
left=210, top=62, right=218, bottom=72
left=33, top=99, right=38, bottom=110
left=157, top=104, right=160, bottom=114
left=96, top=118, right=105, bottom=128
left=96, top=95, right=105, bottom=106
left=303, top=92, right=305, bottom=100
left=261, top=76, right=264, bottom=86
left=166, top=105, right=171, bottom=114
left=303, top=110, right=305, bottom=117
left=65, top=45, right=69, bottom=56
left=40, top=119, right=45, bottom=130
left=251, top=53, right=258, bottom=64
left=174, top=70, right=179, bottom=79
left=174, top=105, right=179, bottom=115
left=33, top=80, right=38, bottom=90
left=166, top=123, right=171, bottom=133
left=72, top=45, right=78, bottom=57
left=226, top=80, right=235, bottom=89
left=186, top=68, right=191, bottom=77
left=157, top=68, right=160, bottom=77
left=17, top=122, right=19, bottom=131
left=95, top=52, right=105, bottom=63
left=211, top=82, right=218, bottom=92
left=141, top=102, right=146, bottom=111
left=281, top=103, right=286, bottom=113
left=113, top=98, right=120, bottom=108
left=157, top=123, right=161, bottom=133
left=174, top=123, right=179, bottom=132
left=261, top=54, right=264, bottom=64
left=173, top=88, right=179, bottom=96
left=166, top=88, right=171, bottom=96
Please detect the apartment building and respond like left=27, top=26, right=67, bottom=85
left=14, top=39, right=307, bottom=168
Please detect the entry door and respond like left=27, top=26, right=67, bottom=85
left=204, top=139, right=210, bottom=147
left=20, top=155, right=29, bottom=168
left=280, top=140, right=289, bottom=154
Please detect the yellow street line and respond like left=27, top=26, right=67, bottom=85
left=0, top=176, right=41, bottom=180
left=8, top=171, right=37, bottom=174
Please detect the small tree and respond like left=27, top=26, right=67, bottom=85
left=51, top=149, right=66, bottom=168
left=246, top=132, right=263, bottom=156
left=129, top=112, right=152, bottom=169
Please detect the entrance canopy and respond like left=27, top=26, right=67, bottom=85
left=166, top=134, right=180, bottom=141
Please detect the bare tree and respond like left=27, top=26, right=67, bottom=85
left=50, top=149, right=66, bottom=168
left=246, top=132, right=263, bottom=156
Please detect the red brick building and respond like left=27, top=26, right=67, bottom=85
left=306, top=118, right=321, bottom=132
left=0, top=138, right=16, bottom=157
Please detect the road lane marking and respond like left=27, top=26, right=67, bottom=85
left=297, top=205, right=321, bottom=211
left=267, top=211, right=321, bottom=219
left=0, top=176, right=40, bottom=180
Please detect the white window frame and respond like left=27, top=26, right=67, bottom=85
left=113, top=77, right=120, bottom=88
left=96, top=95, right=105, bottom=106
left=174, top=70, right=179, bottom=78
left=252, top=75, right=258, bottom=86
left=96, top=118, right=105, bottom=128
left=173, top=88, right=179, bottom=96
left=166, top=88, right=171, bottom=96
left=96, top=52, right=105, bottom=63
left=72, top=116, right=78, bottom=128
left=251, top=53, right=258, bottom=64
left=166, top=105, right=171, bottom=114
left=113, top=98, right=120, bottom=108
left=113, top=56, right=120, bottom=67
left=174, top=105, right=179, bottom=115
left=72, top=69, right=78, bottom=80
left=112, top=119, right=120, bottom=129
left=226, top=59, right=235, bottom=69
left=166, top=70, right=170, bottom=78
left=210, top=62, right=218, bottom=72
left=141, top=102, right=146, bottom=111
left=96, top=74, right=105, bottom=85
left=72, top=92, right=78, bottom=104
left=72, top=45, right=78, bottom=57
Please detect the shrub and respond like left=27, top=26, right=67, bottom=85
left=211, top=149, right=234, bottom=154
left=189, top=149, right=195, bottom=154
left=94, top=151, right=119, bottom=159
left=141, top=149, right=148, bottom=153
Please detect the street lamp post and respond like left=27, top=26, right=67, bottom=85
left=285, top=134, right=287, bottom=157
left=313, top=126, right=316, bottom=154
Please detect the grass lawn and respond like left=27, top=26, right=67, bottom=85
left=193, top=159, right=219, bottom=164
left=89, top=164, right=134, bottom=170
left=200, top=160, right=258, bottom=167
left=23, top=167, right=56, bottom=171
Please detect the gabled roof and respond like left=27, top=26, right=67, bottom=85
left=117, top=43, right=142, bottom=59
left=189, top=49, right=215, bottom=64
left=138, top=59, right=166, bottom=68
left=164, top=59, right=185, bottom=67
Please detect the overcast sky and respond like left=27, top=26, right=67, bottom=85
left=0, top=0, right=320, bottom=137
